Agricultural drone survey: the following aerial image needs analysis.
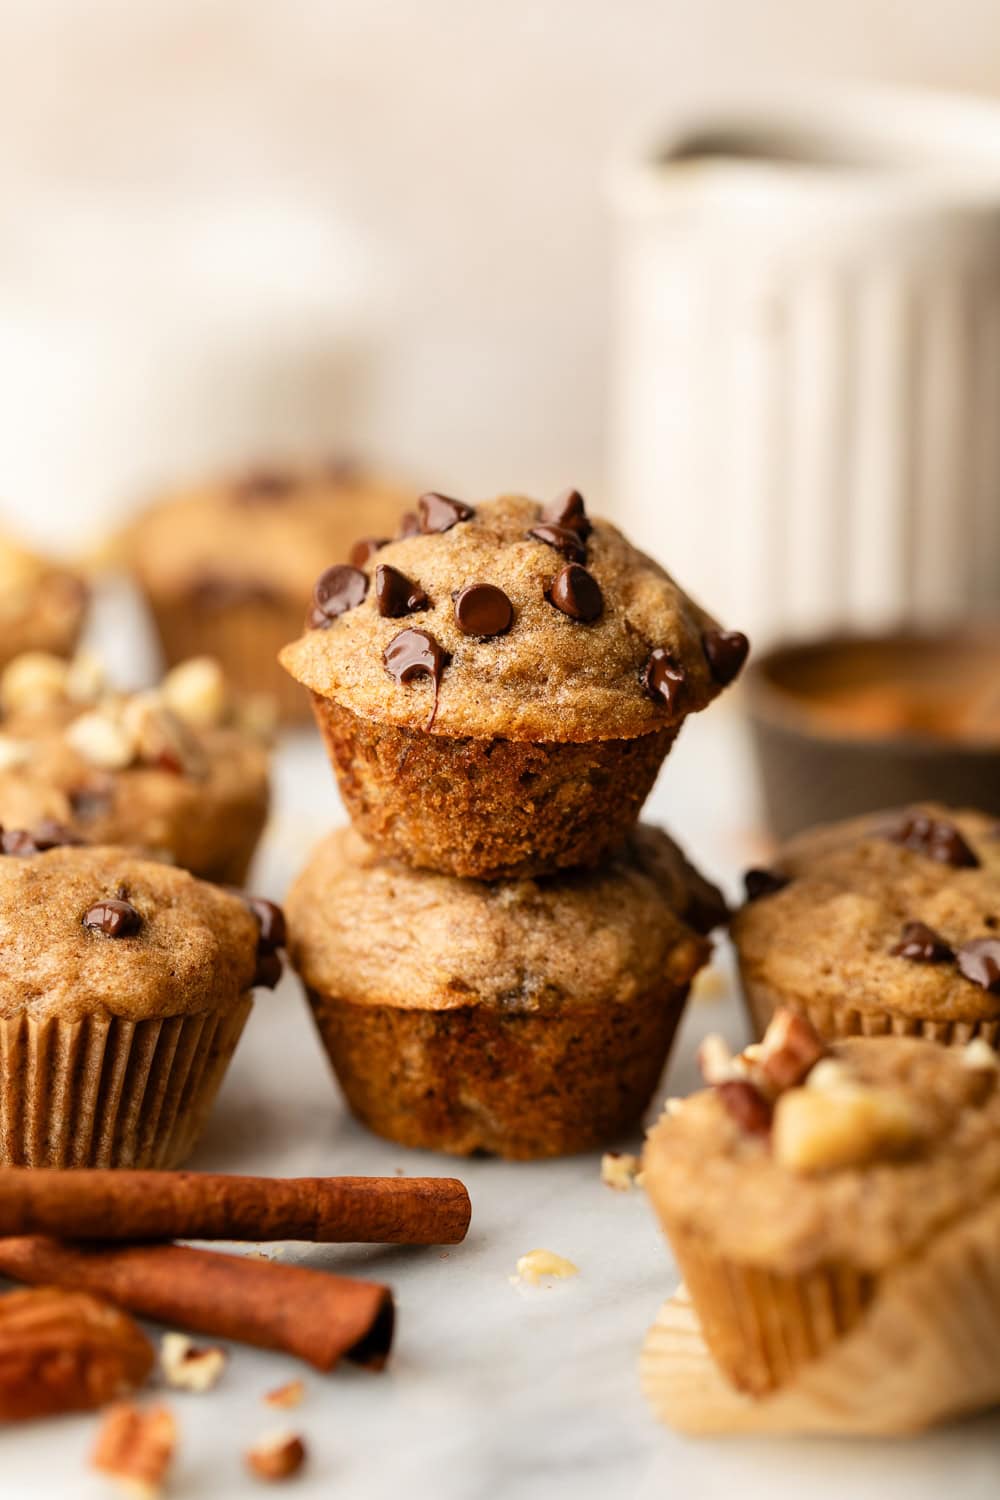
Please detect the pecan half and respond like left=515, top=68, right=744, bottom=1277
left=0, top=1288, right=153, bottom=1422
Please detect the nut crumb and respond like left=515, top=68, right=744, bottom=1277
left=91, top=1402, right=176, bottom=1498
left=160, top=1331, right=227, bottom=1392
left=962, top=1038, right=998, bottom=1070
left=264, top=1379, right=305, bottom=1410
left=246, top=1430, right=307, bottom=1482
left=600, top=1152, right=641, bottom=1191
left=514, top=1249, right=579, bottom=1286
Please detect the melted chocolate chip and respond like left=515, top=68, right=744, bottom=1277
left=309, top=565, right=368, bottom=629
left=716, top=1079, right=773, bottom=1135
left=253, top=951, right=284, bottom=989
left=744, top=868, right=790, bottom=902
left=643, top=648, right=686, bottom=711
left=547, top=564, right=603, bottom=623
left=956, top=938, right=1000, bottom=993
left=527, top=523, right=587, bottom=563
left=349, top=537, right=388, bottom=567
left=541, top=488, right=591, bottom=539
left=233, top=467, right=297, bottom=503
left=375, top=564, right=429, bottom=619
left=0, top=823, right=82, bottom=856
left=397, top=511, right=421, bottom=539
left=418, top=493, right=475, bottom=534
left=888, top=813, right=980, bottom=869
left=82, top=897, right=143, bottom=938
left=891, top=920, right=954, bottom=964
left=683, top=870, right=731, bottom=934
left=702, top=629, right=750, bottom=686
left=383, top=629, right=451, bottom=688
left=453, top=583, right=513, bottom=638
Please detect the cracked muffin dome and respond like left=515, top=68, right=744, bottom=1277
left=279, top=492, right=749, bottom=742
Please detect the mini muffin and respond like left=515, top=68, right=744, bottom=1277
left=280, top=490, right=748, bottom=878
left=0, top=837, right=285, bottom=1167
left=123, top=461, right=411, bottom=722
left=732, top=804, right=1000, bottom=1048
left=285, top=822, right=724, bottom=1159
left=642, top=1012, right=1000, bottom=1430
left=0, top=532, right=87, bottom=670
left=0, top=652, right=271, bottom=885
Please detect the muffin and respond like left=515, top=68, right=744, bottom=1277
left=642, top=1011, right=1000, bottom=1432
left=0, top=532, right=87, bottom=670
left=732, top=804, right=1000, bottom=1049
left=0, top=836, right=284, bottom=1167
left=123, top=460, right=411, bottom=722
left=0, top=652, right=271, bottom=885
left=280, top=490, right=748, bottom=878
left=285, top=822, right=724, bottom=1159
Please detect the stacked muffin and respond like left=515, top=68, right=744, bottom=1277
left=280, top=489, right=748, bottom=1158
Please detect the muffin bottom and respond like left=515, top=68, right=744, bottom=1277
left=306, top=981, right=693, bottom=1159
left=311, top=697, right=679, bottom=879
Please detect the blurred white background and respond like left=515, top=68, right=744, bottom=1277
left=4, top=0, right=1000, bottom=545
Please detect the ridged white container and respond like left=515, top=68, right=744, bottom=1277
left=610, top=90, right=1000, bottom=645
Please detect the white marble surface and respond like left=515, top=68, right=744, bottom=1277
left=4, top=699, right=999, bottom=1499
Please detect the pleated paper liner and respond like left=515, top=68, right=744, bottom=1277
left=741, top=972, right=1000, bottom=1051
left=641, top=1197, right=1000, bottom=1436
left=0, top=996, right=252, bottom=1168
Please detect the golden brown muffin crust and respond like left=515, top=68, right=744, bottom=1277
left=0, top=845, right=260, bottom=1022
left=280, top=494, right=734, bottom=741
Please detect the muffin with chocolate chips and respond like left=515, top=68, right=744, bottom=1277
left=0, top=837, right=285, bottom=1167
left=642, top=1013, right=1000, bottom=1432
left=732, top=804, right=1000, bottom=1048
left=0, top=531, right=87, bottom=671
left=122, top=461, right=410, bottom=722
left=0, top=651, right=271, bottom=883
left=285, top=822, right=725, bottom=1159
left=280, top=491, right=748, bottom=879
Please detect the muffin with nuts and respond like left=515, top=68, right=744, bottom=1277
left=0, top=652, right=271, bottom=884
left=122, top=460, right=411, bottom=722
left=733, top=804, right=1000, bottom=1049
left=0, top=835, right=285, bottom=1167
left=285, top=821, right=725, bottom=1158
left=641, top=1010, right=1000, bottom=1433
left=280, top=491, right=748, bottom=878
left=0, top=531, right=87, bottom=670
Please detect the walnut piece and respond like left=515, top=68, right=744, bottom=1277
left=962, top=1038, right=999, bottom=1071
left=160, top=1331, right=227, bottom=1392
left=0, top=735, right=32, bottom=771
left=264, top=1379, right=305, bottom=1410
left=600, top=1152, right=641, bottom=1191
left=65, top=709, right=136, bottom=770
left=757, top=1008, right=827, bottom=1091
left=514, top=1249, right=579, bottom=1285
left=774, top=1083, right=922, bottom=1173
left=246, top=1430, right=307, bottom=1482
left=0, top=1287, right=153, bottom=1422
left=0, top=651, right=69, bottom=715
left=161, top=657, right=230, bottom=730
left=697, top=1034, right=745, bottom=1085
left=91, top=1402, right=176, bottom=1498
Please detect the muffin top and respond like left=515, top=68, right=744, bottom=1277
left=286, top=823, right=724, bottom=1011
left=124, top=461, right=410, bottom=601
left=0, top=653, right=270, bottom=871
left=0, top=842, right=268, bottom=1022
left=279, top=492, right=748, bottom=741
left=732, top=804, right=1000, bottom=1024
left=0, top=533, right=86, bottom=668
left=644, top=1022, right=1000, bottom=1274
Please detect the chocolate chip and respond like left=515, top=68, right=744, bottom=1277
left=453, top=583, right=513, bottom=638
left=82, top=898, right=142, bottom=938
left=643, top=648, right=686, bottom=711
left=702, top=629, right=750, bottom=686
left=309, top=565, right=368, bottom=628
left=0, top=823, right=82, bottom=856
left=417, top=493, right=475, bottom=533
left=715, top=1080, right=773, bottom=1135
left=242, top=896, right=287, bottom=955
left=349, top=537, right=388, bottom=567
left=375, top=564, right=429, bottom=619
left=253, top=951, right=284, bottom=989
left=956, top=938, right=1000, bottom=993
left=527, top=523, right=587, bottom=563
left=233, top=467, right=297, bottom=503
left=891, top=921, right=954, bottom=963
left=888, top=813, right=980, bottom=869
left=383, top=628, right=451, bottom=688
left=547, top=564, right=603, bottom=622
left=683, top=870, right=730, bottom=934
left=744, top=868, right=790, bottom=902
left=397, top=511, right=421, bottom=538
left=541, top=488, right=591, bottom=539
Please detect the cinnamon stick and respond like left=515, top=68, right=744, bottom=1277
left=0, top=1171, right=471, bottom=1246
left=0, top=1238, right=393, bottom=1372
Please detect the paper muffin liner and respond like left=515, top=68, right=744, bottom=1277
left=145, top=592, right=310, bottom=724
left=0, top=996, right=253, bottom=1168
left=741, top=969, right=1000, bottom=1052
left=642, top=1196, right=1000, bottom=1436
